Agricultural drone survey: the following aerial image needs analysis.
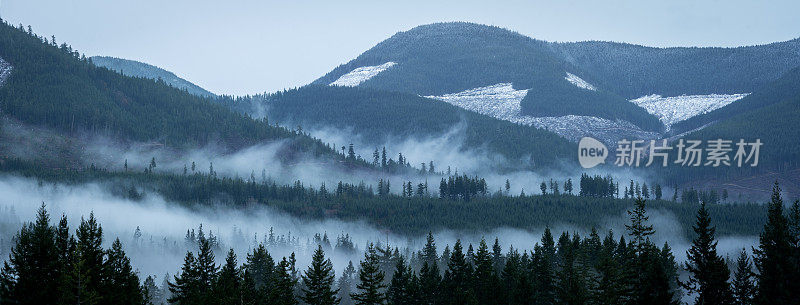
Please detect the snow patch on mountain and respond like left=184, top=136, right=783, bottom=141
left=330, top=62, right=396, bottom=87
left=630, top=93, right=749, bottom=130
left=426, top=83, right=658, bottom=144
left=565, top=72, right=596, bottom=91
left=0, top=57, right=12, bottom=88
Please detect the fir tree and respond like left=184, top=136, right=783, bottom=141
left=731, top=249, right=756, bottom=305
left=682, top=202, right=734, bottom=305
left=352, top=245, right=387, bottom=305
left=215, top=249, right=243, bottom=305
left=301, top=245, right=340, bottom=305
left=271, top=257, right=299, bottom=305
left=753, top=183, right=798, bottom=305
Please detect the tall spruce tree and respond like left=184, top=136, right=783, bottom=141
left=472, top=239, right=497, bottom=305
left=731, top=249, right=756, bottom=305
left=387, top=257, right=413, bottom=305
left=271, top=257, right=299, bottom=305
left=753, top=183, right=797, bottom=305
left=682, top=202, right=734, bottom=305
left=103, top=238, right=143, bottom=305
left=352, top=245, right=387, bottom=305
left=2, top=204, right=59, bottom=305
left=215, top=249, right=243, bottom=305
left=301, top=245, right=340, bottom=305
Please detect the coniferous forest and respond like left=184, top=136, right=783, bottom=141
left=2, top=4, right=800, bottom=305
left=2, top=184, right=799, bottom=305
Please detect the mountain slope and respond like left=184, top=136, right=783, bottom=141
left=315, top=22, right=662, bottom=131
left=259, top=85, right=576, bottom=170
left=670, top=66, right=800, bottom=134
left=550, top=39, right=800, bottom=99
left=0, top=22, right=337, bottom=160
left=91, top=56, right=215, bottom=98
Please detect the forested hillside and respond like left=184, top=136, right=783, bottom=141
left=551, top=38, right=800, bottom=99
left=659, top=67, right=800, bottom=190
left=671, top=66, right=800, bottom=134
left=0, top=22, right=340, bottom=161
left=241, top=85, right=577, bottom=170
left=91, top=56, right=215, bottom=98
left=313, top=22, right=662, bottom=131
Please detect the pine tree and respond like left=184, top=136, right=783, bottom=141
left=73, top=212, right=106, bottom=304
left=731, top=249, right=755, bottom=305
left=626, top=197, right=654, bottom=255
left=387, top=258, right=413, bottom=305
left=753, top=182, right=798, bottom=305
left=3, top=204, right=60, bottom=305
left=682, top=202, right=734, bottom=305
left=301, top=245, right=340, bottom=305
left=243, top=244, right=275, bottom=301
left=418, top=261, right=441, bottom=305
left=271, top=257, right=299, bottom=305
left=591, top=232, right=624, bottom=305
left=337, top=261, right=357, bottom=305
left=352, top=245, right=387, bottom=305
left=215, top=249, right=243, bottom=305
left=442, top=240, right=475, bottom=305
left=472, top=239, right=496, bottom=305
left=169, top=252, right=201, bottom=305
left=103, top=238, right=143, bottom=305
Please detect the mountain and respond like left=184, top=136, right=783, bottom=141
left=243, top=85, right=576, bottom=170
left=90, top=56, right=215, bottom=98
left=313, top=22, right=800, bottom=144
left=655, top=66, right=800, bottom=198
left=0, top=21, right=339, bottom=164
left=671, top=66, right=800, bottom=134
left=549, top=38, right=800, bottom=99
left=314, top=22, right=663, bottom=133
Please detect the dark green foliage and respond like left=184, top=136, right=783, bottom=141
left=0, top=21, right=343, bottom=160
left=1, top=204, right=60, bottom=305
left=0, top=205, right=144, bottom=305
left=104, top=238, right=145, bottom=305
left=387, top=258, right=415, bottom=305
left=731, top=249, right=756, bottom=305
left=0, top=158, right=768, bottom=238
left=441, top=240, right=476, bottom=305
left=3, top=197, right=800, bottom=305
left=753, top=183, right=800, bottom=305
left=579, top=174, right=616, bottom=198
left=351, top=245, right=387, bottom=305
left=682, top=202, right=734, bottom=305
left=301, top=246, right=340, bottom=305
left=214, top=249, right=243, bottom=305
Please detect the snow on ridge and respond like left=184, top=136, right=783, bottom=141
left=565, top=72, right=596, bottom=91
left=0, top=57, right=12, bottom=88
left=630, top=93, right=749, bottom=131
left=329, top=62, right=396, bottom=87
left=426, top=83, right=657, bottom=144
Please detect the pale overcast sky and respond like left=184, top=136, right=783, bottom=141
left=2, top=0, right=798, bottom=95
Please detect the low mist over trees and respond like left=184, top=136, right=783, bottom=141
left=2, top=184, right=799, bottom=304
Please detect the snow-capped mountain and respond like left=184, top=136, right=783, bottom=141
left=630, top=93, right=749, bottom=131
left=330, top=62, right=396, bottom=87
left=426, top=83, right=658, bottom=144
